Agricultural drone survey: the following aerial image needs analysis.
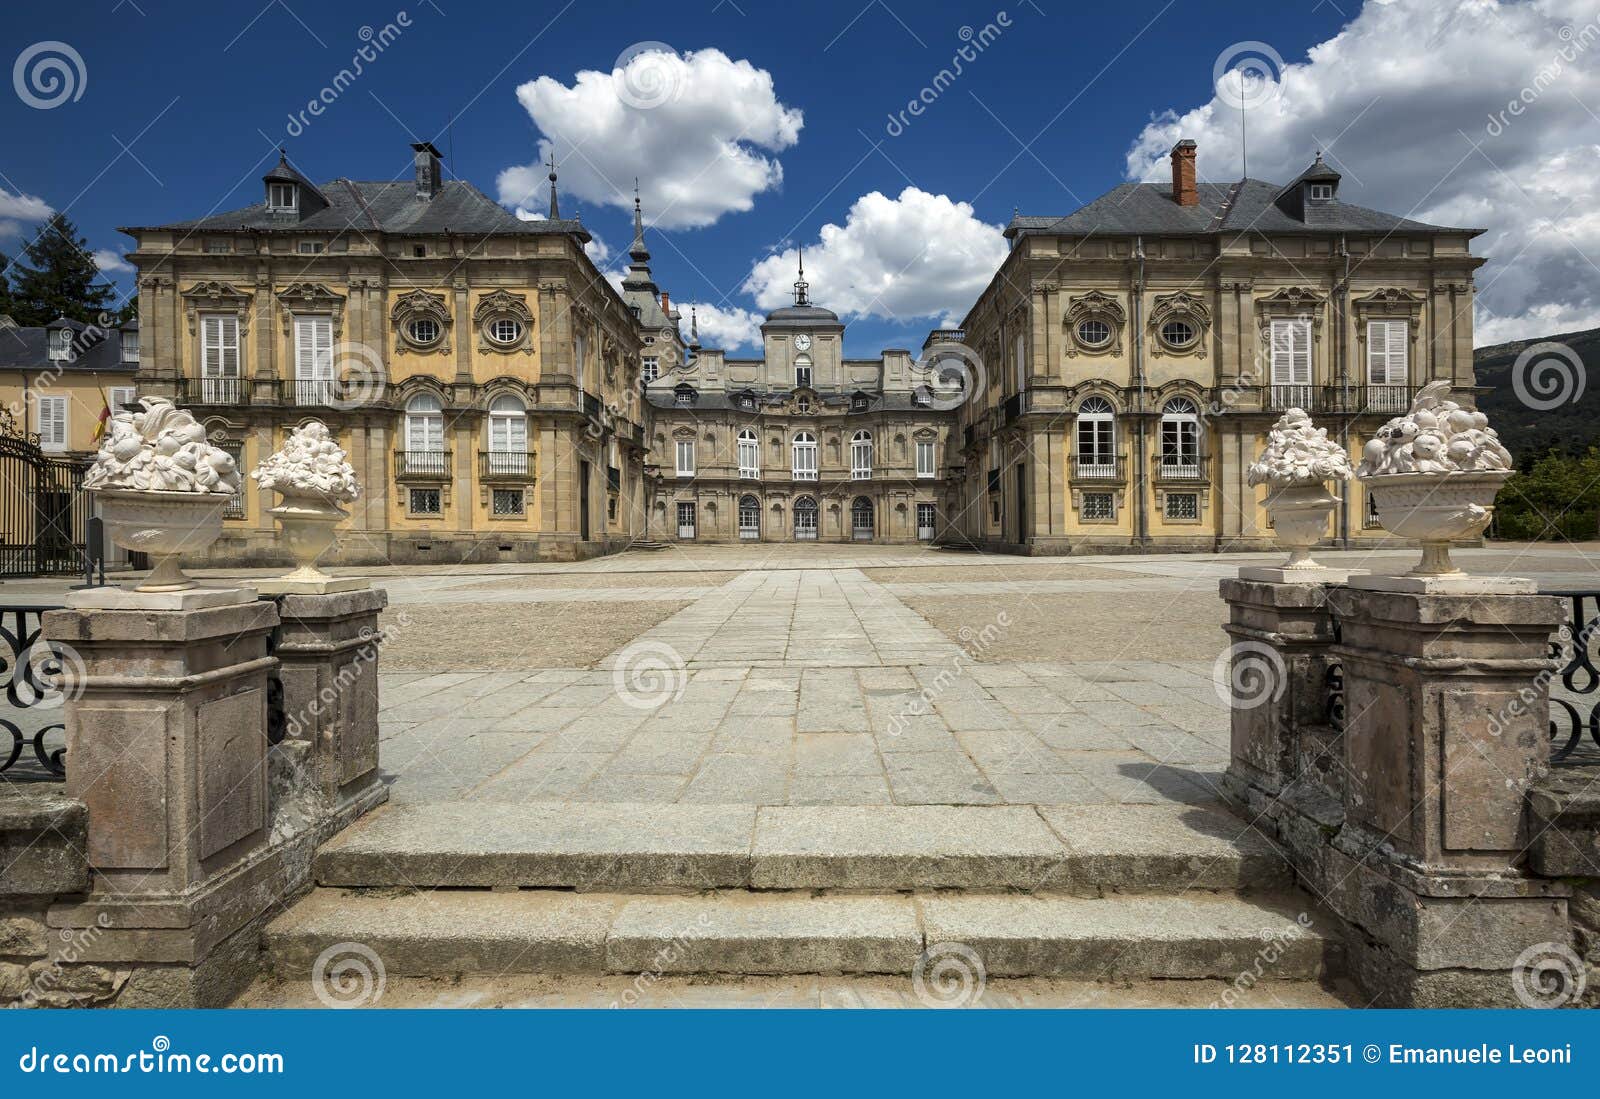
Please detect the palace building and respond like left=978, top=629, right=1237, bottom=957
left=103, top=136, right=1483, bottom=563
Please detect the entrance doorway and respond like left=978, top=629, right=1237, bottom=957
left=676, top=501, right=696, bottom=540
left=794, top=495, right=818, bottom=540
left=738, top=494, right=760, bottom=540
left=851, top=496, right=874, bottom=541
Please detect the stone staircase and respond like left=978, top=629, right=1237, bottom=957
left=261, top=803, right=1345, bottom=993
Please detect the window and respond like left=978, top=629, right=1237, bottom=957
left=201, top=314, right=241, bottom=403
left=1159, top=397, right=1201, bottom=471
left=1164, top=492, right=1199, bottom=520
left=674, top=388, right=693, bottom=407
left=1075, top=396, right=1115, bottom=476
left=1159, top=318, right=1197, bottom=349
left=738, top=429, right=759, bottom=479
left=47, top=328, right=71, bottom=362
left=204, top=239, right=231, bottom=254
left=1310, top=183, right=1334, bottom=201
left=1077, top=319, right=1110, bottom=347
left=917, top=502, right=936, bottom=540
left=850, top=430, right=873, bottom=480
left=796, top=397, right=812, bottom=414
left=293, top=316, right=334, bottom=404
left=794, top=354, right=812, bottom=389
left=121, top=331, right=140, bottom=364
left=408, top=487, right=441, bottom=515
left=738, top=393, right=757, bottom=412
left=492, top=488, right=525, bottom=516
left=489, top=318, right=524, bottom=345
left=641, top=356, right=659, bottom=383
left=677, top=501, right=696, bottom=538
left=675, top=439, right=695, bottom=477
left=916, top=440, right=936, bottom=478
left=792, top=432, right=817, bottom=480
left=409, top=318, right=440, bottom=345
left=218, top=440, right=246, bottom=518
left=794, top=495, right=818, bottom=539
left=1013, top=332, right=1026, bottom=392
left=851, top=496, right=874, bottom=540
left=913, top=386, right=932, bottom=407
left=37, top=396, right=67, bottom=451
left=404, top=394, right=445, bottom=473
left=574, top=333, right=587, bottom=386
left=487, top=396, right=527, bottom=475
left=1270, top=318, right=1312, bottom=384
left=738, top=494, right=760, bottom=539
left=109, top=386, right=136, bottom=411
left=412, top=244, right=427, bottom=258
left=297, top=241, right=324, bottom=254
left=1366, top=320, right=1408, bottom=386
left=851, top=393, right=869, bottom=412
left=1082, top=492, right=1114, bottom=521
left=267, top=182, right=297, bottom=212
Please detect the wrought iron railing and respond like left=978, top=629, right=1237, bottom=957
left=479, top=451, right=535, bottom=480
left=0, top=605, right=68, bottom=779
left=178, top=376, right=249, bottom=405
left=1152, top=454, right=1210, bottom=482
left=395, top=450, right=451, bottom=478
left=1544, top=590, right=1600, bottom=765
left=1072, top=456, right=1126, bottom=481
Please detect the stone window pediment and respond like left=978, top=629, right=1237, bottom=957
left=391, top=289, right=452, bottom=354
left=275, top=282, right=346, bottom=338
left=182, top=281, right=253, bottom=338
left=1254, top=286, right=1327, bottom=346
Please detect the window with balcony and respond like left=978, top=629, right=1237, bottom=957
left=850, top=430, right=873, bottom=480
left=487, top=395, right=528, bottom=476
left=1158, top=397, right=1201, bottom=477
left=738, top=429, right=759, bottom=479
left=675, top=439, right=695, bottom=478
left=1269, top=318, right=1312, bottom=408
left=201, top=314, right=241, bottom=403
left=794, top=354, right=812, bottom=389
left=1366, top=320, right=1409, bottom=411
left=404, top=394, right=445, bottom=475
left=1074, top=396, right=1116, bottom=478
left=792, top=432, right=818, bottom=481
left=293, top=315, right=335, bottom=405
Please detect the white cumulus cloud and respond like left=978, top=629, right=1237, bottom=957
left=0, top=187, right=53, bottom=239
left=1124, top=0, right=1600, bottom=344
left=92, top=249, right=132, bottom=275
left=742, top=187, right=1007, bottom=326
left=497, top=47, right=803, bottom=230
left=678, top=302, right=763, bottom=351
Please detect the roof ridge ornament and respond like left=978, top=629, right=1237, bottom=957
left=547, top=152, right=560, bottom=220
left=793, top=246, right=810, bottom=306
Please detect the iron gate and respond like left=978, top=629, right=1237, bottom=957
left=0, top=411, right=91, bottom=578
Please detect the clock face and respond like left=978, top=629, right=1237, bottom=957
left=794, top=334, right=811, bottom=351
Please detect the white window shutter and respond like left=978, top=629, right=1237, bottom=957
left=1272, top=319, right=1311, bottom=384
left=1368, top=319, right=1407, bottom=384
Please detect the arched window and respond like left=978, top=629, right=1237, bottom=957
left=404, top=394, right=445, bottom=476
left=794, top=354, right=812, bottom=389
left=1159, top=396, right=1201, bottom=476
left=737, top=428, right=759, bottom=479
left=1074, top=396, right=1115, bottom=479
left=851, top=496, right=875, bottom=540
left=487, top=396, right=528, bottom=476
left=794, top=495, right=818, bottom=539
left=792, top=432, right=817, bottom=481
left=738, top=494, right=761, bottom=540
left=850, top=430, right=873, bottom=480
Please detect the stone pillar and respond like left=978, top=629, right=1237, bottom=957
left=41, top=593, right=282, bottom=1006
left=1219, top=577, right=1339, bottom=807
left=270, top=589, right=390, bottom=822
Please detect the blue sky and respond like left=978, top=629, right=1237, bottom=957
left=4, top=0, right=1594, bottom=354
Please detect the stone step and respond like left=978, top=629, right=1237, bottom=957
left=264, top=888, right=1336, bottom=980
left=314, top=802, right=1291, bottom=893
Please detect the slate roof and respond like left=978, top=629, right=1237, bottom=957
left=1005, top=178, right=1480, bottom=239
left=128, top=178, right=591, bottom=241
left=0, top=319, right=135, bottom=374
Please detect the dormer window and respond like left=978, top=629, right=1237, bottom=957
left=851, top=394, right=869, bottom=412
left=674, top=386, right=695, bottom=407
left=738, top=393, right=756, bottom=412
left=47, top=328, right=72, bottom=362
left=1309, top=183, right=1334, bottom=201
left=913, top=386, right=932, bottom=407
left=298, top=240, right=324, bottom=254
left=121, top=331, right=140, bottom=364
left=267, top=182, right=298, bottom=212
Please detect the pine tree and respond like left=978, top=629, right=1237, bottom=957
left=8, top=214, right=116, bottom=327
left=0, top=250, right=14, bottom=320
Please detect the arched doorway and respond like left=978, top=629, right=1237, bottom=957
left=851, top=496, right=874, bottom=541
left=794, top=495, right=818, bottom=540
left=738, top=494, right=761, bottom=540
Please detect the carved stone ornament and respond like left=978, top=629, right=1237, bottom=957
left=1148, top=291, right=1211, bottom=358
left=1247, top=408, right=1353, bottom=488
left=473, top=290, right=533, bottom=353
left=391, top=289, right=453, bottom=354
left=251, top=421, right=360, bottom=504
left=182, top=281, right=253, bottom=338
left=1064, top=291, right=1127, bottom=357
left=84, top=397, right=242, bottom=495
left=276, top=282, right=346, bottom=337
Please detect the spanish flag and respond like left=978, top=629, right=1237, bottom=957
left=92, top=390, right=112, bottom=443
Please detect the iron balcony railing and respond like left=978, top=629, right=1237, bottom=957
left=1152, top=454, right=1210, bottom=482
left=178, top=377, right=249, bottom=405
left=395, top=450, right=451, bottom=478
left=284, top=378, right=338, bottom=407
left=0, top=604, right=67, bottom=778
left=1256, top=384, right=1421, bottom=415
left=479, top=451, right=535, bottom=480
left=1072, top=456, right=1126, bottom=481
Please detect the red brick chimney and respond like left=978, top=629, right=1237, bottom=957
left=660, top=291, right=670, bottom=313
left=1170, top=139, right=1198, bottom=207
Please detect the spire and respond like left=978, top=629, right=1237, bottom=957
left=793, top=246, right=810, bottom=306
left=690, top=306, right=700, bottom=350
left=547, top=152, right=560, bottom=220
left=629, top=178, right=649, bottom=261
